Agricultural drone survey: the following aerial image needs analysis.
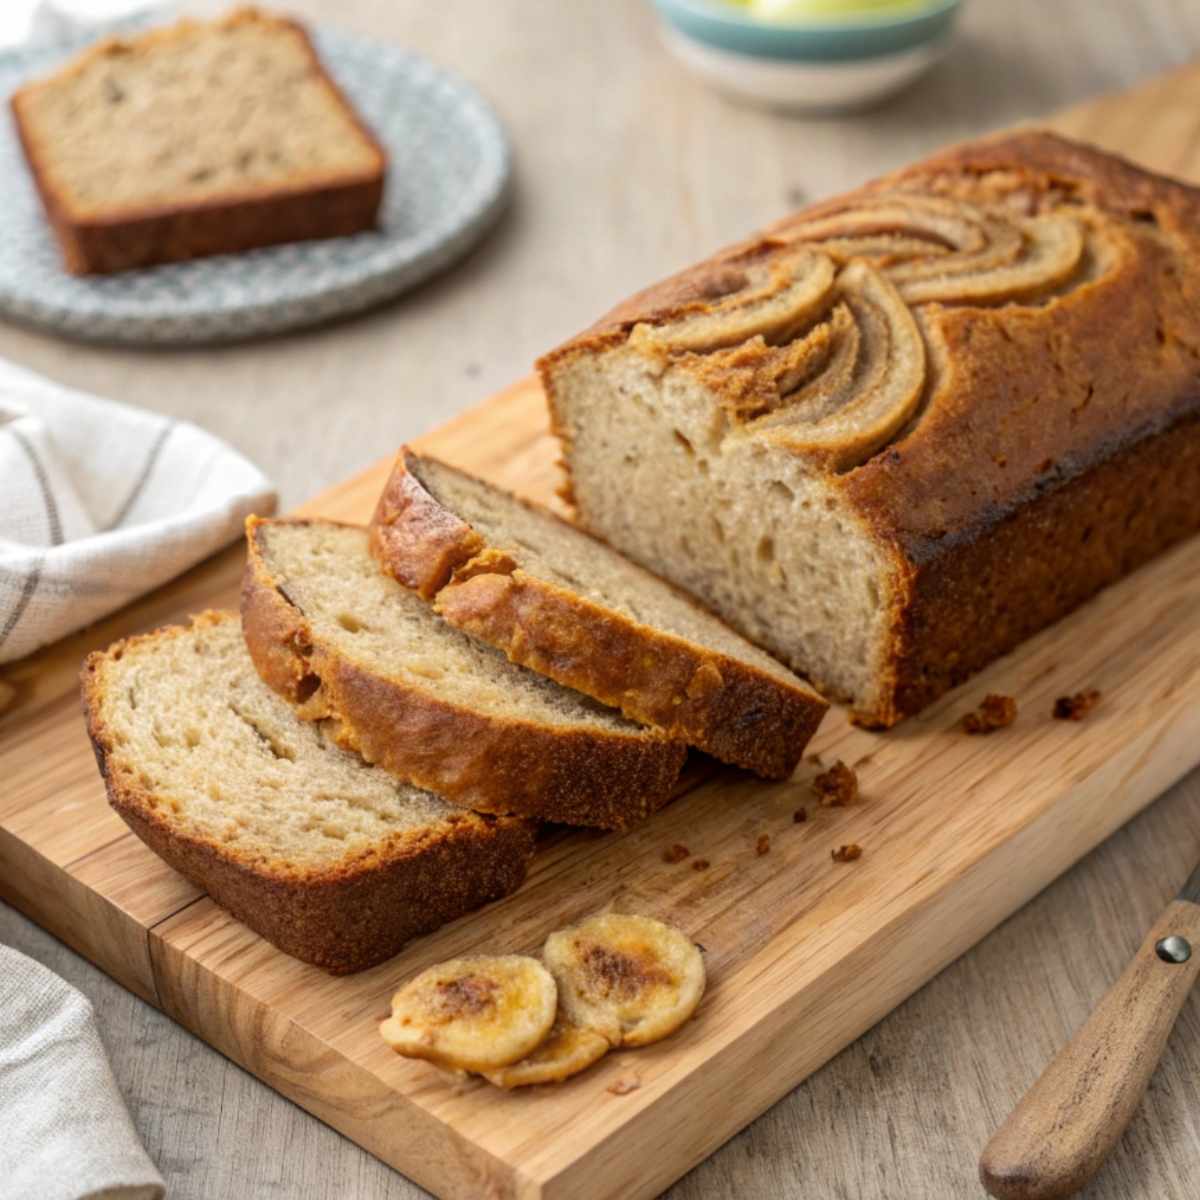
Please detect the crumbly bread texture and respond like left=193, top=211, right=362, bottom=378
left=12, top=7, right=385, bottom=273
left=540, top=132, right=1200, bottom=727
left=369, top=450, right=827, bottom=778
left=241, top=517, right=686, bottom=829
left=81, top=612, right=534, bottom=974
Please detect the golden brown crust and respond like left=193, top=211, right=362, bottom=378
left=11, top=9, right=386, bottom=274
left=80, top=613, right=536, bottom=974
left=869, top=408, right=1200, bottom=727
left=877, top=130, right=1200, bottom=230
left=369, top=455, right=485, bottom=600
left=541, top=131, right=1200, bottom=727
left=369, top=450, right=827, bottom=778
left=242, top=518, right=686, bottom=829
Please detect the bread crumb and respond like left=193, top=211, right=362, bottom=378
left=607, top=1077, right=641, bottom=1096
left=806, top=753, right=824, bottom=767
left=1053, top=689, right=1101, bottom=721
left=813, top=761, right=858, bottom=807
left=962, top=693, right=1017, bottom=734
left=692, top=858, right=710, bottom=872
left=793, top=808, right=808, bottom=823
left=756, top=833, right=770, bottom=856
left=831, top=844, right=863, bottom=863
left=662, top=844, right=690, bottom=864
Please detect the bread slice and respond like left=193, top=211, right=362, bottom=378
left=369, top=450, right=827, bottom=778
left=241, top=518, right=686, bottom=829
left=82, top=612, right=535, bottom=974
left=11, top=8, right=385, bottom=274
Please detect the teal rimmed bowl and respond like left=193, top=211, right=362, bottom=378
left=653, top=0, right=964, bottom=112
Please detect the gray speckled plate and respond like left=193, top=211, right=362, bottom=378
left=0, top=22, right=511, bottom=345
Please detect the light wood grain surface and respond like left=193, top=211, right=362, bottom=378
left=9, top=373, right=1200, bottom=1198
left=3, top=1, right=1200, bottom=1198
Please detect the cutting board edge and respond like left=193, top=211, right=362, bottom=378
left=513, top=697, right=1200, bottom=1199
left=76, top=679, right=1196, bottom=1200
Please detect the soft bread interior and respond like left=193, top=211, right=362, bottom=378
left=550, top=348, right=894, bottom=711
left=90, top=614, right=472, bottom=875
left=408, top=455, right=812, bottom=692
left=257, top=521, right=656, bottom=735
left=17, top=13, right=380, bottom=216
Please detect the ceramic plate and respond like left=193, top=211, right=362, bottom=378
left=0, top=22, right=511, bottom=344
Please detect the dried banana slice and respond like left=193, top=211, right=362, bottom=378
left=482, top=1015, right=610, bottom=1089
left=380, top=955, right=557, bottom=1073
left=543, top=913, right=705, bottom=1049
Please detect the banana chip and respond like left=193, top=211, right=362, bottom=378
left=482, top=1015, right=610, bottom=1089
left=380, top=955, right=557, bottom=1072
left=543, top=913, right=705, bottom=1048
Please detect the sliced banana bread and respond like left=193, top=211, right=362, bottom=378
left=12, top=8, right=385, bottom=274
left=370, top=450, right=827, bottom=778
left=82, top=611, right=535, bottom=974
left=540, top=132, right=1200, bottom=726
left=242, top=518, right=686, bottom=829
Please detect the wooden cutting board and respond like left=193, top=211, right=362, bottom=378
left=4, top=62, right=1200, bottom=1200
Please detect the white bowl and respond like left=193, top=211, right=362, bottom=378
left=661, top=22, right=951, bottom=112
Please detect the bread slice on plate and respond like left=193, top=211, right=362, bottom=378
left=369, top=450, right=827, bottom=778
left=241, top=517, right=686, bottom=830
left=82, top=611, right=535, bottom=974
left=11, top=8, right=385, bottom=274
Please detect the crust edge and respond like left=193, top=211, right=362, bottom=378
left=369, top=450, right=827, bottom=778
left=80, top=612, right=536, bottom=974
left=242, top=518, right=687, bottom=829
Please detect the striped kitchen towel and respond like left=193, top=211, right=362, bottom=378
left=0, top=358, right=275, bottom=665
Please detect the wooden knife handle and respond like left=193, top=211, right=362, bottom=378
left=980, top=899, right=1200, bottom=1200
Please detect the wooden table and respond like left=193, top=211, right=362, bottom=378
left=3, top=1, right=1200, bottom=1196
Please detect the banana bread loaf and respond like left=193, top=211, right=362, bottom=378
left=11, top=7, right=385, bottom=274
left=540, top=132, right=1200, bottom=727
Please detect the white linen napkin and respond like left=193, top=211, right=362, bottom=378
left=25, top=0, right=168, bottom=46
left=0, top=357, right=276, bottom=664
left=0, top=944, right=165, bottom=1200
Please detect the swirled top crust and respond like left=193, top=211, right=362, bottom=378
left=543, top=132, right=1200, bottom=557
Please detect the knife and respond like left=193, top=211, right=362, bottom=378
left=979, top=862, right=1200, bottom=1200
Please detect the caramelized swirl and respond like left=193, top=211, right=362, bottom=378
left=751, top=261, right=926, bottom=469
left=631, top=250, right=925, bottom=471
left=624, top=190, right=1105, bottom=470
left=633, top=246, right=836, bottom=353
left=779, top=192, right=1086, bottom=306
